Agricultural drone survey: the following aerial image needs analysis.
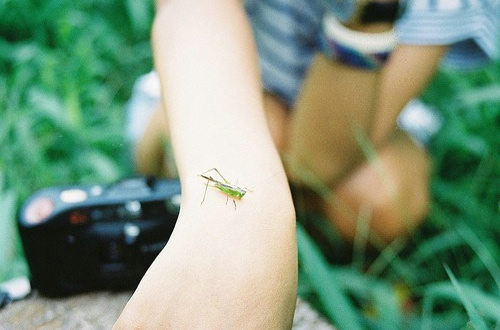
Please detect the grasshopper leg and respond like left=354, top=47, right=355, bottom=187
left=201, top=177, right=209, bottom=205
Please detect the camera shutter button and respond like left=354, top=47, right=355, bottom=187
left=123, top=223, right=141, bottom=245
left=124, top=200, right=142, bottom=218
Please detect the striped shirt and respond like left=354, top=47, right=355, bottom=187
left=397, top=0, right=499, bottom=68
left=126, top=1, right=498, bottom=147
left=245, top=0, right=499, bottom=106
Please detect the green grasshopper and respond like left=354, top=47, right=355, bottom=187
left=199, top=168, right=250, bottom=208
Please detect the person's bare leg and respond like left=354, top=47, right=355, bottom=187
left=288, top=54, right=379, bottom=185
left=284, top=51, right=434, bottom=243
left=263, top=92, right=290, bottom=152
left=133, top=103, right=169, bottom=177
left=261, top=89, right=432, bottom=243
left=132, top=83, right=431, bottom=244
left=322, top=131, right=431, bottom=243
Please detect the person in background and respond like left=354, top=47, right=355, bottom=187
left=115, top=0, right=498, bottom=328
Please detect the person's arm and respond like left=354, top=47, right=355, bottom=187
left=370, top=44, right=448, bottom=145
left=114, top=0, right=297, bottom=328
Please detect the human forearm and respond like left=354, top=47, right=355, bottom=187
left=370, top=44, right=448, bottom=145
left=115, top=1, right=297, bottom=328
left=152, top=0, right=295, bottom=252
left=153, top=0, right=267, bottom=177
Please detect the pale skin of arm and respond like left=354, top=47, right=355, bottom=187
left=114, top=0, right=297, bottom=328
left=370, top=44, right=448, bottom=145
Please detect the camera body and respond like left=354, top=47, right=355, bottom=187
left=18, top=177, right=181, bottom=297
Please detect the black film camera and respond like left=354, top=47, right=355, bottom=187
left=17, top=177, right=181, bottom=297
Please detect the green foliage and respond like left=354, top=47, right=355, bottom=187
left=443, top=265, right=490, bottom=330
left=0, top=0, right=154, bottom=280
left=297, top=62, right=500, bottom=328
left=298, top=225, right=364, bottom=330
left=1, top=1, right=499, bottom=329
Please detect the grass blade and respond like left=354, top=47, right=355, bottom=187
left=455, top=225, right=500, bottom=290
left=444, top=264, right=489, bottom=330
left=297, top=224, right=363, bottom=330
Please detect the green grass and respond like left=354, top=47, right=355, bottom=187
left=0, top=0, right=154, bottom=281
left=1, top=1, right=499, bottom=329
left=296, top=61, right=500, bottom=329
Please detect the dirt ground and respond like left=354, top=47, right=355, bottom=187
left=1, top=291, right=335, bottom=329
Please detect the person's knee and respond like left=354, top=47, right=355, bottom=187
left=131, top=105, right=170, bottom=177
left=365, top=185, right=430, bottom=242
left=132, top=138, right=165, bottom=177
left=323, top=184, right=429, bottom=243
left=323, top=157, right=431, bottom=243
